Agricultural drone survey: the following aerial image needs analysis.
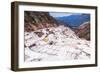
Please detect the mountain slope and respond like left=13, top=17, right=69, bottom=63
left=75, top=22, right=90, bottom=40
left=24, top=11, right=59, bottom=32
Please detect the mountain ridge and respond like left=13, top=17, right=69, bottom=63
left=55, top=14, right=90, bottom=29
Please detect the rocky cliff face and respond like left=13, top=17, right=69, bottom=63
left=75, top=22, right=90, bottom=40
left=24, top=11, right=58, bottom=32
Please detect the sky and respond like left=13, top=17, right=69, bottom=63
left=49, top=12, right=81, bottom=17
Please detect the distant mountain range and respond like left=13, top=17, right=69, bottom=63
left=55, top=14, right=90, bottom=29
